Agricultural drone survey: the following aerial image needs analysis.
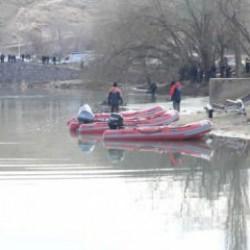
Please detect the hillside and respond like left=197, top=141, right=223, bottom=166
left=0, top=0, right=97, bottom=53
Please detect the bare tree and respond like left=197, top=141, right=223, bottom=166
left=89, top=0, right=250, bottom=82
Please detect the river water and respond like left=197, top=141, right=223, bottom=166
left=0, top=88, right=249, bottom=250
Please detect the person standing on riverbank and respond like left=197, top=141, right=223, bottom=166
left=108, top=82, right=123, bottom=113
left=52, top=56, right=56, bottom=65
left=246, top=57, right=250, bottom=73
left=149, top=81, right=157, bottom=101
left=0, top=54, right=4, bottom=63
left=169, top=81, right=182, bottom=112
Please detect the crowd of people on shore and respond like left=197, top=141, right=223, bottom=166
left=179, top=56, right=250, bottom=82
left=0, top=53, right=57, bottom=65
left=179, top=61, right=232, bottom=83
left=0, top=54, right=31, bottom=63
left=41, top=56, right=57, bottom=65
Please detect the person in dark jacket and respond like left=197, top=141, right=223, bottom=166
left=149, top=81, right=157, bottom=101
left=0, top=54, right=5, bottom=63
left=246, top=57, right=250, bottom=73
left=108, top=82, right=123, bottom=113
left=52, top=56, right=56, bottom=65
left=169, top=81, right=182, bottom=112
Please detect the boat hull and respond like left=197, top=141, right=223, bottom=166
left=103, top=120, right=212, bottom=141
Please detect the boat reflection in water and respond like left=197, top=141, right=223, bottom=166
left=104, top=140, right=213, bottom=165
left=78, top=140, right=96, bottom=154
left=106, top=148, right=126, bottom=163
left=77, top=134, right=103, bottom=154
left=75, top=130, right=213, bottom=164
left=104, top=140, right=212, bottom=160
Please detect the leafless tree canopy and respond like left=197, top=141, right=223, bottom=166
left=88, top=0, right=250, bottom=83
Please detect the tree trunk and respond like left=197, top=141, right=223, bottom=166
left=234, top=31, right=242, bottom=77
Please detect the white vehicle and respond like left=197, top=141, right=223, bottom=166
left=62, top=51, right=95, bottom=65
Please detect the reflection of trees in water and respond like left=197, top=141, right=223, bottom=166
left=226, top=168, right=249, bottom=250
left=210, top=139, right=249, bottom=250
left=182, top=138, right=250, bottom=250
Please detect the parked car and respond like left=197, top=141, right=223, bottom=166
left=62, top=51, right=95, bottom=65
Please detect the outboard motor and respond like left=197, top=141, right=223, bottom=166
left=77, top=104, right=95, bottom=123
left=108, top=113, right=124, bottom=129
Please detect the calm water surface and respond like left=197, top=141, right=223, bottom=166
left=0, top=88, right=249, bottom=250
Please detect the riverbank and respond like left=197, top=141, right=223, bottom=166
left=0, top=62, right=81, bottom=87
left=126, top=97, right=250, bottom=141
left=179, top=110, right=250, bottom=140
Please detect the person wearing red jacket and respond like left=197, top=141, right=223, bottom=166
left=168, top=81, right=182, bottom=112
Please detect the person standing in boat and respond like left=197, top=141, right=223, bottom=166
left=108, top=82, right=123, bottom=113
left=169, top=81, right=182, bottom=112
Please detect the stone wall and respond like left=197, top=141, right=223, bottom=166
left=209, top=78, right=250, bottom=104
left=0, top=62, right=81, bottom=86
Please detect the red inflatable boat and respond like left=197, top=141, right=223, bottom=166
left=67, top=105, right=166, bottom=131
left=103, top=120, right=212, bottom=141
left=78, top=110, right=179, bottom=135
left=68, top=118, right=81, bottom=131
